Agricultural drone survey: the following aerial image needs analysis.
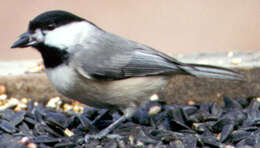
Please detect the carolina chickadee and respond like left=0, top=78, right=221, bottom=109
left=11, top=10, right=243, bottom=140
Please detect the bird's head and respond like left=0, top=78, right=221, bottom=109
left=11, top=10, right=96, bottom=50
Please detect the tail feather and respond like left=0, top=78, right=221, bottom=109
left=180, top=64, right=245, bottom=80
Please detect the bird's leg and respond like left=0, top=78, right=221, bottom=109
left=84, top=106, right=136, bottom=142
left=91, top=109, right=109, bottom=125
left=84, top=114, right=126, bottom=142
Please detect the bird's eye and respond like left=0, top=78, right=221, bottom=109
left=47, top=23, right=56, bottom=30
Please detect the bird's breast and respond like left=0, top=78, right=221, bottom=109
left=45, top=64, right=77, bottom=95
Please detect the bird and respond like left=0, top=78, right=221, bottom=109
left=11, top=10, right=244, bottom=141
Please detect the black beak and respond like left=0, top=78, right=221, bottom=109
left=11, top=32, right=31, bottom=48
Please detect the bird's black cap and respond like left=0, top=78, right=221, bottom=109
left=29, top=10, right=85, bottom=32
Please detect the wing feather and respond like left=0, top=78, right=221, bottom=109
left=71, top=44, right=186, bottom=80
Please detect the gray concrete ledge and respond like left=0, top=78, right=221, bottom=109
left=177, top=51, right=260, bottom=68
left=0, top=51, right=259, bottom=104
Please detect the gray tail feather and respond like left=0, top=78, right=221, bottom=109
left=180, top=64, right=245, bottom=80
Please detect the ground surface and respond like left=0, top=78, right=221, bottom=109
left=0, top=96, right=259, bottom=148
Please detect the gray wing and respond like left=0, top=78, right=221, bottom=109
left=70, top=30, right=243, bottom=81
left=71, top=35, right=188, bottom=80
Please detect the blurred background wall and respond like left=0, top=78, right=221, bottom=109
left=1, top=0, right=260, bottom=61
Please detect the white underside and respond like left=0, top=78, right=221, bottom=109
left=45, top=64, right=170, bottom=111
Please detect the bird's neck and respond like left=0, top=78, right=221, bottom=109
left=33, top=44, right=69, bottom=68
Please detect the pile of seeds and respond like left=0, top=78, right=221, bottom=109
left=0, top=83, right=259, bottom=148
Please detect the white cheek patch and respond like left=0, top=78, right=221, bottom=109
left=32, top=29, right=45, bottom=43
left=44, top=21, right=95, bottom=50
